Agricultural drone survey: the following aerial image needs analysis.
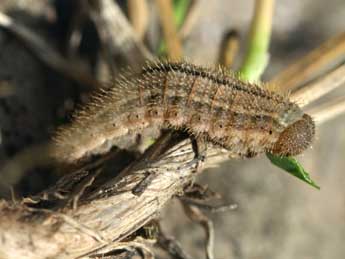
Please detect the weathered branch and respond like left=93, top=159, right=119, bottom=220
left=271, top=32, right=345, bottom=91
left=89, top=0, right=153, bottom=71
left=0, top=132, right=226, bottom=259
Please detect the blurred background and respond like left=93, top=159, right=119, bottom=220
left=0, top=0, right=344, bottom=258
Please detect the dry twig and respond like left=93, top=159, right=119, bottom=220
left=182, top=203, right=215, bottom=259
left=179, top=1, right=202, bottom=40
left=128, top=0, right=149, bottom=39
left=155, top=0, right=183, bottom=60
left=306, top=96, right=345, bottom=124
left=89, top=0, right=153, bottom=71
left=291, top=63, right=345, bottom=107
left=271, top=32, right=345, bottom=91
left=219, top=30, right=240, bottom=68
left=0, top=134, right=203, bottom=259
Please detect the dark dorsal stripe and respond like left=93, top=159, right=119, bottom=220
left=142, top=62, right=281, bottom=100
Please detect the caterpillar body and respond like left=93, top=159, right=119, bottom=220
left=52, top=61, right=315, bottom=163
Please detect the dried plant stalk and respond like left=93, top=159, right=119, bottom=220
left=89, top=0, right=153, bottom=70
left=307, top=96, right=345, bottom=124
left=0, top=135, right=211, bottom=259
left=219, top=30, right=240, bottom=67
left=271, top=32, right=345, bottom=91
left=291, top=63, right=345, bottom=107
left=128, top=0, right=149, bottom=39
left=155, top=0, right=183, bottom=60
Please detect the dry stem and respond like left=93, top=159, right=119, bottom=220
left=291, top=63, right=345, bottom=107
left=271, top=32, right=345, bottom=91
left=219, top=30, right=240, bottom=68
left=89, top=0, right=153, bottom=71
left=128, top=0, right=149, bottom=39
left=306, top=96, right=345, bottom=124
left=155, top=0, right=183, bottom=60
left=0, top=135, right=202, bottom=259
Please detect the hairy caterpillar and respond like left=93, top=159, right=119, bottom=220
left=52, top=61, right=315, bottom=163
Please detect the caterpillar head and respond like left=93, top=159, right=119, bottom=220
left=271, top=114, right=315, bottom=156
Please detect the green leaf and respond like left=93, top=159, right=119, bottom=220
left=172, top=0, right=190, bottom=28
left=266, top=153, right=320, bottom=190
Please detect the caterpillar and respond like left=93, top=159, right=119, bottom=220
left=52, top=61, right=315, bottom=163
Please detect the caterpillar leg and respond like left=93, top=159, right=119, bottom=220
left=177, top=136, right=207, bottom=171
left=132, top=170, right=157, bottom=196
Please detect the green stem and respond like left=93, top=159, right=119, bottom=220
left=239, top=0, right=274, bottom=82
left=238, top=0, right=319, bottom=189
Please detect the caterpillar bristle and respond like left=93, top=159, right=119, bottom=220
left=51, top=61, right=314, bottom=163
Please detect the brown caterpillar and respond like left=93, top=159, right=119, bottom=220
left=52, top=61, right=315, bottom=163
